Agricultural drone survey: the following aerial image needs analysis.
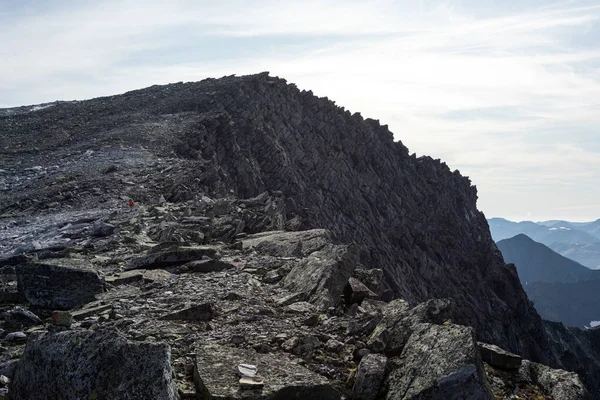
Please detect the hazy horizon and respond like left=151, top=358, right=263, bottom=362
left=2, top=0, right=599, bottom=221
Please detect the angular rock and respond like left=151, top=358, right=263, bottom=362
left=159, top=302, right=215, bottom=321
left=344, top=277, right=377, bottom=305
left=185, top=258, right=235, bottom=273
left=125, top=247, right=217, bottom=270
left=51, top=311, right=73, bottom=327
left=529, top=361, right=589, bottom=400
left=368, top=298, right=453, bottom=356
left=16, top=259, right=103, bottom=310
left=71, top=304, right=113, bottom=320
left=352, top=268, right=383, bottom=295
left=0, top=360, right=18, bottom=380
left=11, top=328, right=178, bottom=400
left=0, top=255, right=27, bottom=267
left=285, top=301, right=316, bottom=314
left=386, top=323, right=493, bottom=400
left=242, top=229, right=331, bottom=257
left=194, top=343, right=340, bottom=400
left=478, top=342, right=522, bottom=370
left=90, top=222, right=116, bottom=237
left=282, top=244, right=358, bottom=310
left=351, top=353, right=388, bottom=400
left=4, top=332, right=26, bottom=342
left=104, top=270, right=144, bottom=286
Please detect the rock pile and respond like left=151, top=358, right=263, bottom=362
left=0, top=194, right=587, bottom=399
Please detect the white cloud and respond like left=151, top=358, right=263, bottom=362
left=1, top=0, right=599, bottom=220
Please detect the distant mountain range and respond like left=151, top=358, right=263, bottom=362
left=489, top=217, right=600, bottom=269
left=497, top=234, right=600, bottom=328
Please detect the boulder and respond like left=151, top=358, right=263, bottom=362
left=352, top=268, right=383, bottom=295
left=344, top=277, right=377, bottom=305
left=478, top=342, right=522, bottom=370
left=386, top=323, right=493, bottom=400
left=125, top=247, right=217, bottom=270
left=527, top=361, right=589, bottom=400
left=16, top=259, right=103, bottom=310
left=194, top=343, right=340, bottom=400
left=368, top=298, right=453, bottom=355
left=11, top=328, right=178, bottom=400
left=90, top=222, right=116, bottom=237
left=282, top=244, right=358, bottom=310
left=351, top=353, right=388, bottom=400
left=241, top=229, right=331, bottom=257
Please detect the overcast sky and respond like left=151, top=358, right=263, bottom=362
left=1, top=0, right=599, bottom=222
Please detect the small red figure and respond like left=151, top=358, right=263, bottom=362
left=128, top=199, right=134, bottom=208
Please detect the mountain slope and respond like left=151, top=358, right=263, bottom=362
left=496, top=234, right=596, bottom=284
left=549, top=242, right=600, bottom=270
left=528, top=279, right=600, bottom=328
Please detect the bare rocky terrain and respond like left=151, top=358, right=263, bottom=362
left=0, top=73, right=597, bottom=399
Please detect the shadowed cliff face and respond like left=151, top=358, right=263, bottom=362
left=0, top=73, right=544, bottom=359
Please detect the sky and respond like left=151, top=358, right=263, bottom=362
left=1, top=0, right=599, bottom=222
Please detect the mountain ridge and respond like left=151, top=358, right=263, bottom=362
left=1, top=72, right=599, bottom=397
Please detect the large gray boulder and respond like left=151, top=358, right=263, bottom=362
left=368, top=298, right=453, bottom=355
left=351, top=353, right=388, bottom=400
left=194, top=343, right=340, bottom=399
left=16, top=259, right=103, bottom=309
left=241, top=229, right=331, bottom=257
left=11, top=328, right=178, bottom=400
left=526, top=361, right=589, bottom=400
left=282, top=244, right=358, bottom=310
left=386, top=323, right=493, bottom=400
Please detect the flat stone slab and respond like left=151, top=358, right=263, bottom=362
left=159, top=303, right=215, bottom=321
left=194, top=343, right=341, bottom=400
left=16, top=259, right=103, bottom=310
left=241, top=229, right=331, bottom=257
left=478, top=342, right=522, bottom=370
left=125, top=247, right=217, bottom=270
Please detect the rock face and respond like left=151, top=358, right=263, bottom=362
left=386, top=323, right=493, bottom=400
left=194, top=343, right=340, bottom=400
left=16, top=259, right=103, bottom=309
left=11, top=328, right=178, bottom=400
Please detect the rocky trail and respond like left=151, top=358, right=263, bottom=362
left=0, top=73, right=596, bottom=399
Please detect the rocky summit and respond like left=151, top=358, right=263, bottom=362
left=0, top=73, right=596, bottom=399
